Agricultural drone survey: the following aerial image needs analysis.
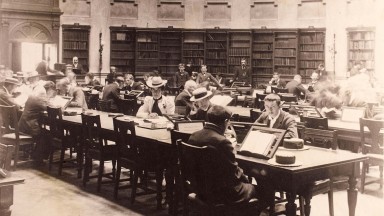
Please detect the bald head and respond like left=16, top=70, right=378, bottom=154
left=184, top=80, right=197, bottom=94
left=293, top=75, right=302, bottom=83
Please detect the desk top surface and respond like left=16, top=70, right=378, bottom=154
left=0, top=175, right=25, bottom=187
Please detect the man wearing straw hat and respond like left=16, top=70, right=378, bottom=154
left=136, top=76, right=175, bottom=118
left=189, top=87, right=213, bottom=121
left=0, top=77, right=21, bottom=108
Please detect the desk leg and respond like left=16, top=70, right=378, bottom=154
left=0, top=185, right=13, bottom=216
left=347, top=163, right=358, bottom=216
left=286, top=192, right=297, bottom=216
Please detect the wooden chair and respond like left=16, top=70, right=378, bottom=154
left=47, top=106, right=80, bottom=176
left=0, top=104, right=34, bottom=170
left=176, top=140, right=262, bottom=216
left=0, top=144, right=14, bottom=171
left=299, top=127, right=338, bottom=216
left=242, top=95, right=255, bottom=108
left=118, top=98, right=136, bottom=116
left=359, top=118, right=384, bottom=193
left=113, top=118, right=164, bottom=209
left=255, top=93, right=267, bottom=111
left=82, top=113, right=117, bottom=192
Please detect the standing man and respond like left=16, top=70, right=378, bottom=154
left=106, top=66, right=117, bottom=84
left=102, top=75, right=124, bottom=112
left=174, top=63, right=190, bottom=89
left=233, top=58, right=252, bottom=86
left=72, top=56, right=84, bottom=74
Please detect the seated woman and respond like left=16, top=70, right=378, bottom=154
left=18, top=81, right=57, bottom=163
left=56, top=78, right=88, bottom=110
left=136, top=76, right=175, bottom=118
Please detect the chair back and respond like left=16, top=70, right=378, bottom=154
left=255, top=93, right=267, bottom=110
left=302, top=127, right=337, bottom=149
left=113, top=118, right=139, bottom=160
left=0, top=104, right=19, bottom=138
left=46, top=106, right=63, bottom=139
left=87, top=93, right=99, bottom=110
left=81, top=113, right=103, bottom=151
left=119, top=98, right=137, bottom=116
left=0, top=143, right=14, bottom=170
left=176, top=140, right=229, bottom=203
left=360, top=118, right=384, bottom=154
left=281, top=94, right=298, bottom=103
left=124, top=94, right=136, bottom=100
left=175, top=106, right=187, bottom=116
left=271, top=87, right=288, bottom=94
left=170, top=129, right=191, bottom=147
left=98, top=100, right=111, bottom=112
left=250, top=109, right=262, bottom=122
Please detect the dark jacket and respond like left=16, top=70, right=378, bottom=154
left=175, top=90, right=193, bottom=115
left=102, top=83, right=120, bottom=111
left=188, top=123, right=255, bottom=204
left=72, top=63, right=85, bottom=74
left=196, top=73, right=221, bottom=87
left=121, top=81, right=143, bottom=92
left=174, top=71, right=190, bottom=87
left=189, top=104, right=212, bottom=121
left=0, top=86, right=19, bottom=108
left=255, top=110, right=298, bottom=138
left=18, top=95, right=47, bottom=136
left=270, top=79, right=286, bottom=88
left=68, top=87, right=88, bottom=110
left=233, top=66, right=252, bottom=85
left=285, top=80, right=307, bottom=98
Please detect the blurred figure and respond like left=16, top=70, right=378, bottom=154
left=268, top=72, right=286, bottom=88
left=102, top=75, right=124, bottom=112
left=84, top=72, right=100, bottom=86
left=185, top=61, right=193, bottom=77
left=71, top=56, right=84, bottom=74
left=175, top=80, right=197, bottom=115
left=285, top=75, right=308, bottom=100
left=56, top=78, right=88, bottom=110
left=307, top=71, right=320, bottom=92
left=106, top=66, right=117, bottom=84
left=348, top=62, right=361, bottom=77
left=189, top=87, right=213, bottom=121
left=28, top=71, right=46, bottom=97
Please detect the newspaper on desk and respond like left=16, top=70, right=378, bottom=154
left=135, top=116, right=173, bottom=129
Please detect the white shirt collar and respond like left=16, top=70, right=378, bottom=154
left=268, top=110, right=281, bottom=128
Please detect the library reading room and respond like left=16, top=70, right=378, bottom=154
left=1, top=0, right=384, bottom=215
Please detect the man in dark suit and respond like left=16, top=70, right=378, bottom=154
left=188, top=105, right=265, bottom=205
left=71, top=56, right=84, bottom=74
left=174, top=63, right=190, bottom=88
left=285, top=74, right=308, bottom=99
left=232, top=58, right=252, bottom=86
left=175, top=80, right=197, bottom=115
left=269, top=72, right=286, bottom=88
left=255, top=93, right=298, bottom=138
left=0, top=77, right=21, bottom=108
left=121, top=74, right=143, bottom=92
left=102, top=75, right=124, bottom=112
left=56, top=78, right=88, bottom=110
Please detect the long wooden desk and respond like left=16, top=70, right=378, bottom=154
left=0, top=175, right=25, bottom=216
left=60, top=110, right=367, bottom=216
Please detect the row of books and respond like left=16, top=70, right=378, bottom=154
left=206, top=42, right=226, bottom=49
left=299, top=52, right=324, bottom=59
left=299, top=60, right=323, bottom=68
left=184, top=34, right=204, bottom=43
left=275, top=39, right=296, bottom=48
left=299, top=34, right=324, bottom=43
left=206, top=59, right=226, bottom=65
left=299, top=44, right=324, bottom=51
left=160, top=33, right=181, bottom=39
left=350, top=32, right=375, bottom=40
left=159, top=59, right=180, bottom=65
left=253, top=44, right=272, bottom=51
left=228, top=48, right=251, bottom=56
left=209, top=67, right=227, bottom=74
left=112, top=33, right=133, bottom=41
left=183, top=44, right=204, bottom=49
left=253, top=35, right=273, bottom=42
left=111, top=59, right=134, bottom=65
left=136, top=59, right=159, bottom=65
left=230, top=34, right=251, bottom=40
left=350, top=41, right=374, bottom=49
left=136, top=66, right=158, bottom=72
left=275, top=49, right=296, bottom=56
left=253, top=60, right=273, bottom=67
left=274, top=58, right=296, bottom=65
left=275, top=68, right=297, bottom=74
left=160, top=46, right=180, bottom=52
left=159, top=53, right=181, bottom=59
left=111, top=52, right=135, bottom=59
left=349, top=51, right=374, bottom=60
left=63, top=41, right=87, bottom=50
left=63, top=52, right=88, bottom=58
left=111, top=43, right=134, bottom=50
left=206, top=33, right=227, bottom=41
left=253, top=53, right=272, bottom=58
left=159, top=40, right=182, bottom=46
left=63, top=31, right=88, bottom=41
left=137, top=34, right=158, bottom=42
left=137, top=52, right=158, bottom=59
left=206, top=51, right=227, bottom=58
left=254, top=68, right=273, bottom=74
left=183, top=58, right=204, bottom=65
left=183, top=51, right=204, bottom=57
left=137, top=44, right=158, bottom=50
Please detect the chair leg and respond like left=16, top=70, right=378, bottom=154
left=83, top=156, right=91, bottom=187
left=327, top=190, right=334, bottom=216
left=156, top=169, right=164, bottom=210
left=112, top=159, right=116, bottom=180
left=58, top=146, right=65, bottom=175
left=97, top=160, right=104, bottom=192
left=48, top=146, right=54, bottom=171
left=13, top=143, right=20, bottom=171
left=303, top=193, right=312, bottom=216
left=380, top=165, right=383, bottom=189
left=131, top=169, right=139, bottom=205
left=361, top=162, right=367, bottom=194
left=299, top=196, right=305, bottom=216
left=114, top=162, right=121, bottom=200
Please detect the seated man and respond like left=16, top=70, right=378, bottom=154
left=136, top=76, right=175, bottom=118
left=268, top=72, right=286, bottom=88
left=84, top=72, right=100, bottom=86
left=196, top=65, right=221, bottom=90
left=307, top=71, right=320, bottom=92
left=122, top=74, right=143, bottom=92
left=188, top=105, right=264, bottom=205
left=0, top=77, right=21, bottom=109
left=56, top=78, right=88, bottom=110
left=232, top=58, right=252, bottom=86
left=175, top=80, right=197, bottom=115
left=102, top=75, right=125, bottom=112
left=189, top=87, right=213, bottom=121
left=285, top=74, right=308, bottom=100
left=255, top=93, right=298, bottom=138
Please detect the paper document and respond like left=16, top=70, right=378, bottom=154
left=240, top=130, right=276, bottom=155
left=210, top=95, right=233, bottom=106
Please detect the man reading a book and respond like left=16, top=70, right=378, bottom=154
left=255, top=93, right=298, bottom=138
left=188, top=105, right=267, bottom=206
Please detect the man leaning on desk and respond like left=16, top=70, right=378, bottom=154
left=255, top=93, right=298, bottom=138
left=232, top=58, right=252, bottom=86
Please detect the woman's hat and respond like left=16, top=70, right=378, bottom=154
left=146, top=76, right=167, bottom=89
left=190, top=87, right=212, bottom=102
left=4, top=77, right=21, bottom=86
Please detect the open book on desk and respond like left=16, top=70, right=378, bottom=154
left=237, top=126, right=285, bottom=160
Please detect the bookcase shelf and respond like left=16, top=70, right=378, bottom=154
left=228, top=31, right=251, bottom=74
left=159, top=29, right=182, bottom=77
left=274, top=30, right=298, bottom=77
left=182, top=30, right=205, bottom=72
left=135, top=29, right=159, bottom=76
left=206, top=30, right=228, bottom=75
left=62, top=24, right=90, bottom=72
left=252, top=30, right=274, bottom=85
left=347, top=28, right=375, bottom=74
left=110, top=27, right=136, bottom=73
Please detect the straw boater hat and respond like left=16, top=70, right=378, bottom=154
left=146, top=76, right=167, bottom=89
left=14, top=72, right=28, bottom=78
left=4, top=77, right=21, bottom=86
left=190, top=87, right=212, bottom=102
left=28, top=71, right=40, bottom=79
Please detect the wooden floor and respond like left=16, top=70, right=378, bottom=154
left=11, top=160, right=384, bottom=216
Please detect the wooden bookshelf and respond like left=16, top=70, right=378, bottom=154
left=347, top=27, right=375, bottom=75
left=273, top=30, right=298, bottom=77
left=252, top=30, right=274, bottom=84
left=110, top=27, right=135, bottom=73
left=159, top=29, right=182, bottom=77
left=135, top=29, right=159, bottom=77
left=182, top=30, right=205, bottom=72
left=205, top=30, right=228, bottom=75
left=228, top=30, right=252, bottom=75
left=62, top=24, right=90, bottom=72
left=298, top=29, right=325, bottom=82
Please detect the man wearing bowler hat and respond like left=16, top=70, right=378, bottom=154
left=0, top=77, right=21, bottom=108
